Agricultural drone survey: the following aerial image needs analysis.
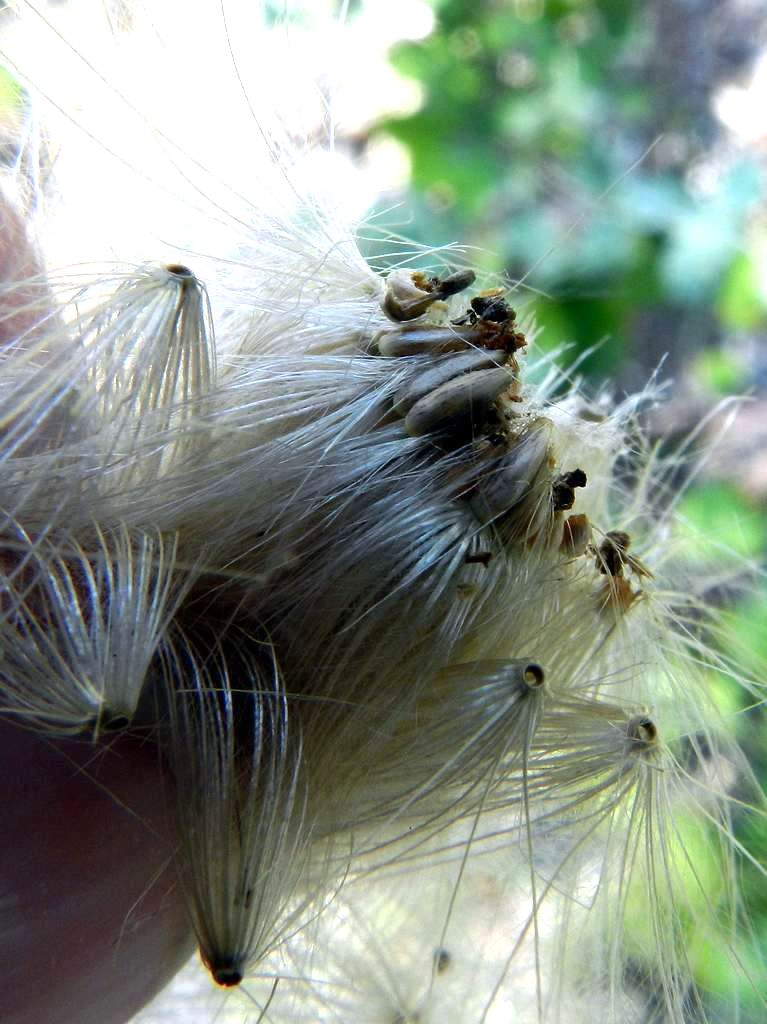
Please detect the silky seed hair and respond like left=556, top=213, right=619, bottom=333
left=0, top=2, right=764, bottom=1021
left=250, top=829, right=650, bottom=1024
left=325, top=660, right=547, bottom=846
left=526, top=700, right=765, bottom=1023
left=161, top=634, right=319, bottom=989
left=0, top=521, right=183, bottom=734
left=0, top=263, right=215, bottom=535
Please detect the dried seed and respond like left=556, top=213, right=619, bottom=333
left=560, top=513, right=592, bottom=557
left=403, top=367, right=512, bottom=438
left=470, top=294, right=515, bottom=324
left=473, top=418, right=553, bottom=520
left=381, top=269, right=434, bottom=322
left=626, top=714, right=658, bottom=746
left=392, top=349, right=507, bottom=417
left=596, top=574, right=639, bottom=615
left=625, top=714, right=658, bottom=757
left=374, top=323, right=485, bottom=357
left=522, top=663, right=545, bottom=689
left=209, top=958, right=244, bottom=988
left=98, top=712, right=131, bottom=732
left=595, top=531, right=633, bottom=576
left=381, top=267, right=476, bottom=322
left=595, top=531, right=653, bottom=579
left=436, top=268, right=477, bottom=299
left=551, top=468, right=587, bottom=511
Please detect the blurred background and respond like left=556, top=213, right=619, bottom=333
left=1, top=0, right=766, bottom=1020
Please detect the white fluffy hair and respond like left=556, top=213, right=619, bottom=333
left=0, top=2, right=764, bottom=1022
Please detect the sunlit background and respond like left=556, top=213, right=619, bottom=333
left=2, top=1, right=766, bottom=1020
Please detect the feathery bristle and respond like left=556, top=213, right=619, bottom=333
left=163, top=637, right=318, bottom=986
left=0, top=3, right=763, bottom=1022
left=0, top=521, right=182, bottom=733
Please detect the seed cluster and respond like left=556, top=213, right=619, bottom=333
left=376, top=269, right=648, bottom=616
left=0, top=47, right=756, bottom=1015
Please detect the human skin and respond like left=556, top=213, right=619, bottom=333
left=0, top=720, right=194, bottom=1024
left=0, top=197, right=51, bottom=347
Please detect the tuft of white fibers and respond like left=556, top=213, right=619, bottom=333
left=0, top=520, right=183, bottom=732
left=0, top=3, right=764, bottom=1023
left=162, top=637, right=318, bottom=990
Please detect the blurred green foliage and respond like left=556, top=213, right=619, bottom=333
left=368, top=0, right=767, bottom=383
left=676, top=482, right=767, bottom=561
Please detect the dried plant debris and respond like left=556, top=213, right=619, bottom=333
left=382, top=268, right=476, bottom=322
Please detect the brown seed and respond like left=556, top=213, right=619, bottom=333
left=473, top=418, right=553, bottom=520
left=560, top=513, right=592, bottom=557
left=595, top=531, right=653, bottom=580
left=596, top=575, right=638, bottom=615
left=210, top=959, right=244, bottom=987
left=595, top=531, right=632, bottom=576
left=381, top=269, right=436, bottom=322
left=435, top=269, right=476, bottom=299
left=393, top=349, right=507, bottom=417
left=470, top=294, right=515, bottom=324
left=381, top=267, right=476, bottom=322
left=404, top=367, right=512, bottom=438
left=551, top=468, right=587, bottom=512
left=374, top=323, right=486, bottom=357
